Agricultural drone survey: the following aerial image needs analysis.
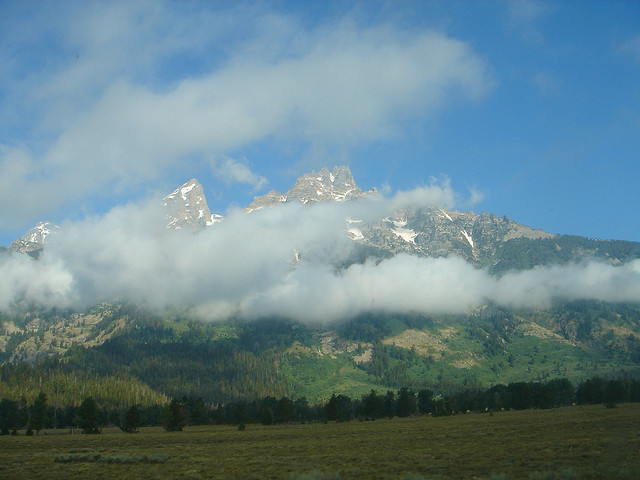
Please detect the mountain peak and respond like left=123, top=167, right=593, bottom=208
left=8, top=221, right=60, bottom=254
left=163, top=179, right=221, bottom=229
left=247, top=166, right=364, bottom=211
left=286, top=165, right=362, bottom=204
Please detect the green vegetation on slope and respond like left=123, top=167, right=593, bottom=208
left=1, top=301, right=640, bottom=407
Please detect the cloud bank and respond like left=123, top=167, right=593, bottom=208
left=1, top=186, right=640, bottom=322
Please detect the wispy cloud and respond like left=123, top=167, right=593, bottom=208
left=0, top=2, right=493, bottom=232
left=508, top=0, right=547, bottom=26
left=211, top=156, right=267, bottom=191
left=506, top=0, right=551, bottom=44
left=532, top=71, right=561, bottom=96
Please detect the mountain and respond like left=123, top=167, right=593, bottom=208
left=246, top=166, right=640, bottom=272
left=162, top=178, right=222, bottom=230
left=247, top=165, right=375, bottom=211
left=2, top=166, right=640, bottom=406
left=7, top=221, right=60, bottom=255
left=9, top=166, right=640, bottom=271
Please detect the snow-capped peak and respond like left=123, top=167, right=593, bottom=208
left=8, top=221, right=60, bottom=254
left=163, top=179, right=222, bottom=230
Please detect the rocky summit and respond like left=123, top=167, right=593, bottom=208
left=247, top=165, right=374, bottom=211
left=8, top=221, right=60, bottom=254
left=162, top=178, right=222, bottom=230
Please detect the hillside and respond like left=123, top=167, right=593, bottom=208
left=2, top=301, right=640, bottom=406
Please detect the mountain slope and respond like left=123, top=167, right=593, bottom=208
left=1, top=301, right=640, bottom=405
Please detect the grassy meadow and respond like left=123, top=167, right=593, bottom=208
left=1, top=403, right=639, bottom=480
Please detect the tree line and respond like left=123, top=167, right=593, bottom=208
left=2, top=375, right=640, bottom=435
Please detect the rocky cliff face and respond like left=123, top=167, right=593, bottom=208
left=242, top=165, right=565, bottom=269
left=349, top=207, right=555, bottom=266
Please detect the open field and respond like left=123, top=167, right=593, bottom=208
left=1, top=404, right=639, bottom=480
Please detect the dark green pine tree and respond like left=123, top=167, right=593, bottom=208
left=275, top=397, right=296, bottom=424
left=161, top=399, right=186, bottom=431
left=232, top=401, right=247, bottom=426
left=417, top=389, right=434, bottom=415
left=396, top=388, right=416, bottom=417
left=77, top=397, right=101, bottom=434
left=122, top=405, right=142, bottom=433
left=30, top=391, right=48, bottom=434
left=259, top=406, right=274, bottom=425
left=0, top=399, right=20, bottom=435
left=362, top=389, right=385, bottom=420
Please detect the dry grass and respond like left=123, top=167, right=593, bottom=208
left=1, top=404, right=639, bottom=480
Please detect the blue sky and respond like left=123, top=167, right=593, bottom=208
left=1, top=0, right=640, bottom=247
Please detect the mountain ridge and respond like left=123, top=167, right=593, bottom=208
left=5, top=166, right=640, bottom=273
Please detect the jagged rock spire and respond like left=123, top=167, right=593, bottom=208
left=162, top=179, right=221, bottom=230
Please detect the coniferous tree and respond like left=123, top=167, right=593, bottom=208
left=294, top=397, right=310, bottom=422
left=259, top=406, right=274, bottom=425
left=417, top=389, right=434, bottom=415
left=324, top=394, right=353, bottom=422
left=362, top=390, right=385, bottom=420
left=77, top=397, right=100, bottom=434
left=122, top=405, right=142, bottom=433
left=396, top=388, right=416, bottom=417
left=161, top=398, right=186, bottom=431
left=30, top=391, right=48, bottom=434
left=384, top=390, right=396, bottom=418
left=275, top=397, right=296, bottom=424
left=0, top=399, right=20, bottom=435
left=232, top=401, right=247, bottom=426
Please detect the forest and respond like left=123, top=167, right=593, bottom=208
left=2, top=375, right=639, bottom=436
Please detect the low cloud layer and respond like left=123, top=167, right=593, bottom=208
left=2, top=186, right=640, bottom=322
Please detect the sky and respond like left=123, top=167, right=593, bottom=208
left=1, top=0, right=639, bottom=246
left=1, top=0, right=640, bottom=320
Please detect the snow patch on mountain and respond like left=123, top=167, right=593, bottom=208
left=392, top=227, right=418, bottom=244
left=462, top=229, right=474, bottom=248
left=347, top=228, right=365, bottom=241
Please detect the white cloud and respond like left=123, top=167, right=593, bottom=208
left=464, top=186, right=485, bottom=209
left=508, top=0, right=547, bottom=26
left=0, top=3, right=493, bottom=230
left=1, top=186, right=640, bottom=321
left=210, top=156, right=267, bottom=191
left=0, top=253, right=74, bottom=311
left=388, top=177, right=457, bottom=211
left=506, top=0, right=551, bottom=44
